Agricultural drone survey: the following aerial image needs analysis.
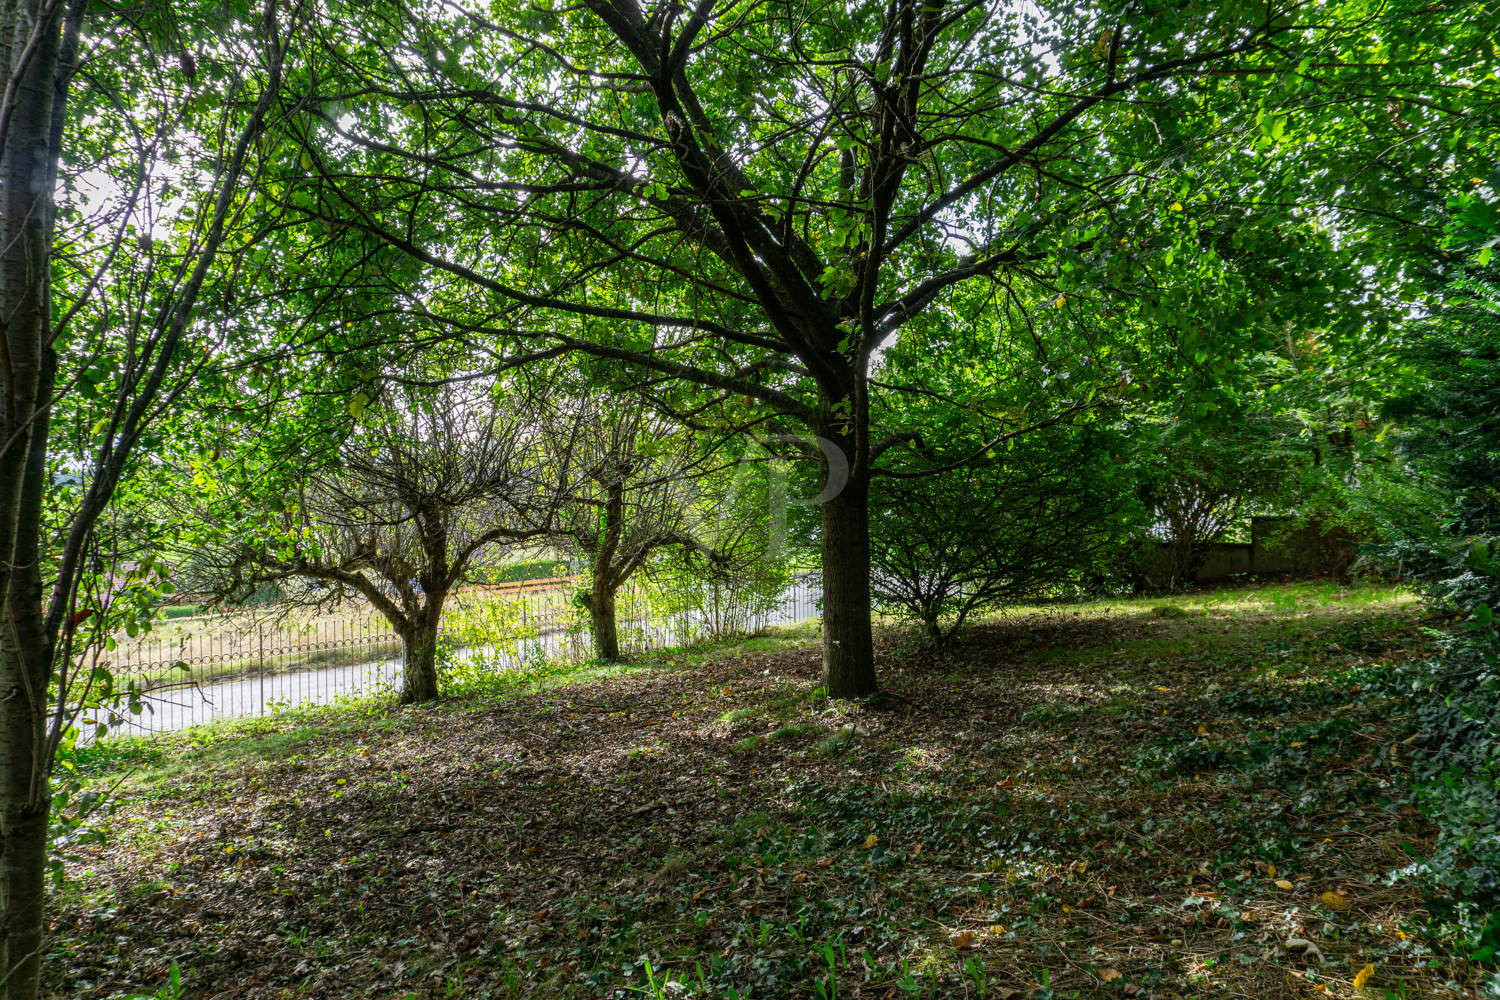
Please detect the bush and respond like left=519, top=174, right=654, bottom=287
left=868, top=430, right=1136, bottom=642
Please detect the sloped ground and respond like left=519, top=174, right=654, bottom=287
left=46, top=583, right=1486, bottom=999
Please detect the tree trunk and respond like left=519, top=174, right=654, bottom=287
left=590, top=588, right=622, bottom=662
left=0, top=1, right=68, bottom=995
left=820, top=474, right=877, bottom=698
left=399, top=616, right=441, bottom=704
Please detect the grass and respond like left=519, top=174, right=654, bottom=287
left=47, top=581, right=1488, bottom=1000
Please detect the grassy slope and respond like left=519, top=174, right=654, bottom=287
left=46, top=582, right=1487, bottom=999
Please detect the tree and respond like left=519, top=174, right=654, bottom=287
left=542, top=395, right=726, bottom=661
left=1130, top=420, right=1302, bottom=590
left=279, top=0, right=1462, bottom=696
left=1368, top=265, right=1500, bottom=613
left=184, top=385, right=560, bottom=703
left=0, top=3, right=305, bottom=994
left=870, top=429, right=1134, bottom=643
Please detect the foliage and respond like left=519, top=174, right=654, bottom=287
left=435, top=591, right=562, bottom=693
left=646, top=454, right=795, bottom=642
left=1360, top=220, right=1500, bottom=986
left=868, top=429, right=1136, bottom=642
left=1126, top=417, right=1306, bottom=589
left=1368, top=267, right=1500, bottom=614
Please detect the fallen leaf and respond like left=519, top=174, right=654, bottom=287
left=1320, top=891, right=1350, bottom=911
left=1275, top=879, right=1295, bottom=890
left=1353, top=963, right=1375, bottom=989
left=988, top=924, right=1007, bottom=934
left=862, top=834, right=879, bottom=849
left=997, top=779, right=1013, bottom=788
left=1267, top=864, right=1277, bottom=878
left=1098, top=967, right=1123, bottom=981
left=911, top=844, right=922, bottom=856
left=951, top=930, right=977, bottom=948
left=814, top=858, right=833, bottom=868
left=792, top=873, right=806, bottom=883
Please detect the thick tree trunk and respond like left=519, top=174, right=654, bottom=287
left=590, top=588, right=622, bottom=662
left=399, top=623, right=441, bottom=704
left=820, top=475, right=877, bottom=698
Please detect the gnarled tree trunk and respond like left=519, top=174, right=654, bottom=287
left=398, top=595, right=445, bottom=704
left=589, top=587, right=621, bottom=663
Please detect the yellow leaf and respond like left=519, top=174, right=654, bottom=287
left=1353, top=963, right=1375, bottom=989
left=989, top=924, right=1007, bottom=934
left=1320, top=891, right=1349, bottom=911
left=1170, top=202, right=1184, bottom=212
left=1098, top=968, right=1123, bottom=982
left=1267, top=865, right=1277, bottom=878
left=1197, top=724, right=1207, bottom=733
left=1275, top=879, right=1295, bottom=890
left=863, top=834, right=879, bottom=849
left=1395, top=930, right=1406, bottom=941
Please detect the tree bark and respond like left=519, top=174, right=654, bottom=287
left=820, top=473, right=877, bottom=698
left=399, top=622, right=441, bottom=704
left=0, top=0, right=68, bottom=994
left=590, top=587, right=621, bottom=662
left=398, top=592, right=446, bottom=704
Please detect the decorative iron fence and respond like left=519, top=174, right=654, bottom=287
left=97, top=575, right=821, bottom=737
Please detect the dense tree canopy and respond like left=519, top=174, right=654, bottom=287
left=245, top=0, right=1493, bottom=696
left=0, top=0, right=1496, bottom=996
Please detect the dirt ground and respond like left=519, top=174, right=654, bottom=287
left=47, top=584, right=1485, bottom=999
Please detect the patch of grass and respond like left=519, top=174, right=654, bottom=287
left=767, top=722, right=814, bottom=742
left=815, top=734, right=849, bottom=757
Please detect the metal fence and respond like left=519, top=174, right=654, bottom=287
left=96, top=575, right=821, bottom=737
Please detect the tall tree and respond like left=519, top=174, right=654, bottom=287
left=283, top=0, right=1453, bottom=695
left=0, top=3, right=305, bottom=994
